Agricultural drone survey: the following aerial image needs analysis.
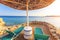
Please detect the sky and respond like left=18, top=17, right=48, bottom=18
left=0, top=0, right=60, bottom=16
left=37, top=17, right=60, bottom=29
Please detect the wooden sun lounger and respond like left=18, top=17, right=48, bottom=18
left=1, top=26, right=24, bottom=40
left=34, top=27, right=49, bottom=40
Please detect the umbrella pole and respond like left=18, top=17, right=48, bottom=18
left=26, top=0, right=29, bottom=26
left=24, top=0, right=32, bottom=39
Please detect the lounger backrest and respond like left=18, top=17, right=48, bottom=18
left=35, top=28, right=43, bottom=34
left=14, top=26, right=24, bottom=34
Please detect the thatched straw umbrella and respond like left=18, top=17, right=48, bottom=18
left=0, top=0, right=54, bottom=26
left=0, top=0, right=54, bottom=10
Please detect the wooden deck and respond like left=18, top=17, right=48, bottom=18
left=14, top=21, right=59, bottom=40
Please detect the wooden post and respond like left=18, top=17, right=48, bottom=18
left=26, top=0, right=29, bottom=26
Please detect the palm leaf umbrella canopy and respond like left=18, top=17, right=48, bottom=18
left=0, top=0, right=54, bottom=10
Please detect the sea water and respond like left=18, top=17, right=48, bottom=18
left=0, top=16, right=41, bottom=26
left=0, top=16, right=60, bottom=29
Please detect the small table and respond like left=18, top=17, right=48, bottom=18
left=14, top=27, right=34, bottom=40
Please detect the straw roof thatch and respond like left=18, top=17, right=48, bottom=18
left=0, top=0, right=54, bottom=10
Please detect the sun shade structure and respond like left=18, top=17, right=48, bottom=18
left=0, top=0, right=55, bottom=27
left=0, top=0, right=54, bottom=10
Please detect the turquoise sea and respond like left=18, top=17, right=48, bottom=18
left=0, top=16, right=60, bottom=28
left=0, top=16, right=42, bottom=26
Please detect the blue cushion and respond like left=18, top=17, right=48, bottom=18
left=34, top=27, right=49, bottom=40
left=2, top=33, right=14, bottom=40
left=14, top=26, right=24, bottom=35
